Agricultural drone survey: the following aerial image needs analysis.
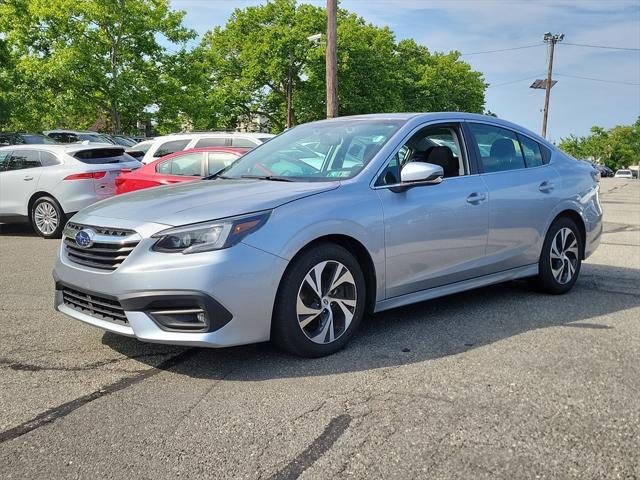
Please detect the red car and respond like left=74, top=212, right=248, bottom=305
left=115, top=147, right=248, bottom=194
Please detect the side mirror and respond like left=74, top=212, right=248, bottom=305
left=400, top=162, right=443, bottom=184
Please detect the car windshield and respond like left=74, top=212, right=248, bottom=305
left=220, top=119, right=404, bottom=181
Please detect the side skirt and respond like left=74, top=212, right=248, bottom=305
left=374, top=264, right=538, bottom=313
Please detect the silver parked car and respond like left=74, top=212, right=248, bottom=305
left=53, top=113, right=602, bottom=357
left=0, top=145, right=141, bottom=238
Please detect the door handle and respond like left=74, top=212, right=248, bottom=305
left=539, top=181, right=554, bottom=193
left=466, top=192, right=487, bottom=204
left=23, top=175, right=34, bottom=181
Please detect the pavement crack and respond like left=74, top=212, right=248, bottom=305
left=0, top=349, right=198, bottom=444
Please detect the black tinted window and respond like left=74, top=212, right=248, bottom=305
left=73, top=148, right=134, bottom=164
left=195, top=137, right=228, bottom=148
left=154, top=139, right=189, bottom=157
left=23, top=134, right=57, bottom=144
left=48, top=132, right=78, bottom=143
left=468, top=123, right=526, bottom=173
left=518, top=135, right=544, bottom=168
left=7, top=150, right=42, bottom=170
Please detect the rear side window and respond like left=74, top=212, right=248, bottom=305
left=468, top=123, right=526, bottom=173
left=73, top=148, right=135, bottom=164
left=156, top=152, right=204, bottom=176
left=518, top=135, right=544, bottom=168
left=6, top=150, right=42, bottom=170
left=154, top=139, right=189, bottom=157
left=23, top=134, right=57, bottom=144
left=195, top=137, right=228, bottom=148
left=231, top=137, right=256, bottom=148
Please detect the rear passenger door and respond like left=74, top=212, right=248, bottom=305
left=0, top=149, right=44, bottom=216
left=465, top=122, right=560, bottom=272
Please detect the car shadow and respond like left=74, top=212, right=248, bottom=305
left=0, top=223, right=38, bottom=237
left=102, top=262, right=640, bottom=381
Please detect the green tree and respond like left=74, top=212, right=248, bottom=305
left=559, top=118, right=640, bottom=170
left=0, top=0, right=194, bottom=133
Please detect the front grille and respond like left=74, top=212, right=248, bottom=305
left=64, top=222, right=139, bottom=271
left=61, top=287, right=127, bottom=325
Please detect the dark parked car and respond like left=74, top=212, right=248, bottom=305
left=44, top=130, right=116, bottom=145
left=0, top=132, right=58, bottom=146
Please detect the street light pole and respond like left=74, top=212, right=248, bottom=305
left=326, top=0, right=338, bottom=118
left=541, top=32, right=564, bottom=138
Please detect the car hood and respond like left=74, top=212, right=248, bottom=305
left=78, top=178, right=340, bottom=226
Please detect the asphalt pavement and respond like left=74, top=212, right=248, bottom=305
left=0, top=178, right=638, bottom=479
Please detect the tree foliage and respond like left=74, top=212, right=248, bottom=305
left=0, top=0, right=487, bottom=135
left=0, top=0, right=194, bottom=133
left=558, top=117, right=640, bottom=170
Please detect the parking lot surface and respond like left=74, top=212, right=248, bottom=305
left=1, top=178, right=638, bottom=479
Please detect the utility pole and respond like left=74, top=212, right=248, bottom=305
left=541, top=32, right=564, bottom=138
left=326, top=0, right=338, bottom=118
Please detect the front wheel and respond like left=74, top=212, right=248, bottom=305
left=528, top=217, right=583, bottom=294
left=31, top=196, right=66, bottom=239
left=271, top=244, right=366, bottom=357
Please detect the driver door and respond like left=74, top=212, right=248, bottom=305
left=375, top=123, right=489, bottom=298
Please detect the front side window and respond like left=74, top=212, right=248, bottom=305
left=0, top=150, right=11, bottom=171
left=518, top=134, right=544, bottom=168
left=376, top=124, right=468, bottom=186
left=154, top=139, right=189, bottom=157
left=156, top=152, right=203, bottom=176
left=468, top=123, right=525, bottom=173
left=221, top=119, right=404, bottom=181
left=7, top=150, right=42, bottom=170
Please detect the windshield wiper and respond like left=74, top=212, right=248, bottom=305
left=202, top=172, right=234, bottom=180
left=240, top=175, right=294, bottom=182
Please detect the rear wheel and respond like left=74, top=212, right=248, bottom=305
left=271, top=244, right=366, bottom=357
left=528, top=217, right=583, bottom=294
left=31, top=196, right=66, bottom=239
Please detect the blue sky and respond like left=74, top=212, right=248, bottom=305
left=171, top=0, right=640, bottom=143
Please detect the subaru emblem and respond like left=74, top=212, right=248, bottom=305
left=75, top=229, right=95, bottom=249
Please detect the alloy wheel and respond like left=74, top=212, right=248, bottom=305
left=550, top=227, right=579, bottom=284
left=296, top=260, right=357, bottom=344
left=34, top=201, right=58, bottom=235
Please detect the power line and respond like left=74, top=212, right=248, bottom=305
left=555, top=73, right=640, bottom=86
left=460, top=44, right=543, bottom=56
left=487, top=74, right=545, bottom=88
left=562, top=42, right=640, bottom=52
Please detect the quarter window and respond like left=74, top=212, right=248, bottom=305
left=154, top=139, right=189, bottom=158
left=468, top=123, right=526, bottom=173
left=40, top=151, right=61, bottom=167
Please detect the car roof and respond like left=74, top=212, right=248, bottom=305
left=0, top=144, right=124, bottom=153
left=154, top=131, right=274, bottom=141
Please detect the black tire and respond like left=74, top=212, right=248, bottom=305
left=271, top=243, right=367, bottom=357
left=30, top=196, right=66, bottom=239
left=528, top=217, right=583, bottom=294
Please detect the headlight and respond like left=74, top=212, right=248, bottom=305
left=152, top=211, right=271, bottom=254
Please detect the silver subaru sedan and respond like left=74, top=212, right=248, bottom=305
left=53, top=113, right=602, bottom=357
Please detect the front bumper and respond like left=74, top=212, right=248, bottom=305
left=53, top=225, right=289, bottom=347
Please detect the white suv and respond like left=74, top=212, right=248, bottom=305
left=140, top=132, right=274, bottom=164
left=0, top=145, right=141, bottom=238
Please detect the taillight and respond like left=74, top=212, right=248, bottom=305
left=64, top=171, right=107, bottom=180
left=115, top=177, right=125, bottom=187
left=120, top=168, right=132, bottom=174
